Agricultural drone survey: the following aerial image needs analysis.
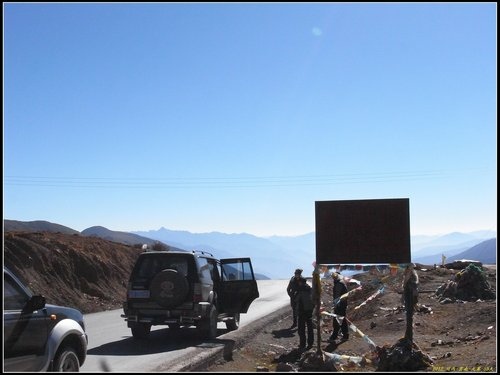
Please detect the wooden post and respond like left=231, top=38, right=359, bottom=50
left=403, top=264, right=419, bottom=342
left=404, top=286, right=414, bottom=342
left=312, top=263, right=323, bottom=355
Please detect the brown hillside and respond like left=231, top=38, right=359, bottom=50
left=4, top=231, right=142, bottom=314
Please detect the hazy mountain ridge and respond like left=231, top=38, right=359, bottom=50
left=132, top=227, right=496, bottom=278
left=132, top=227, right=310, bottom=279
left=4, top=219, right=496, bottom=279
left=411, top=232, right=496, bottom=265
left=446, top=238, right=496, bottom=264
left=266, top=232, right=316, bottom=251
left=411, top=230, right=496, bottom=251
left=3, top=220, right=80, bottom=235
left=81, top=225, right=186, bottom=252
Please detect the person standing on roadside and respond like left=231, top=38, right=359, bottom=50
left=286, top=268, right=302, bottom=329
left=295, top=276, right=315, bottom=350
left=328, top=272, right=349, bottom=342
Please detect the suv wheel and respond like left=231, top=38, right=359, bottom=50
left=53, top=345, right=80, bottom=372
left=225, top=313, right=240, bottom=331
left=200, top=305, right=218, bottom=339
left=150, top=269, right=189, bottom=308
left=131, top=322, right=151, bottom=339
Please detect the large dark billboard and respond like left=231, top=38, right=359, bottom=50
left=315, top=198, right=411, bottom=264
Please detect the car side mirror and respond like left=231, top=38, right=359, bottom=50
left=27, top=295, right=46, bottom=311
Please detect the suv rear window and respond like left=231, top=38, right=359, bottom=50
left=133, top=254, right=196, bottom=281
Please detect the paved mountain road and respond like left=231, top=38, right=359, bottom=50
left=81, top=279, right=290, bottom=372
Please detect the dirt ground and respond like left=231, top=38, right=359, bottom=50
left=3, top=231, right=496, bottom=372
left=206, top=265, right=497, bottom=372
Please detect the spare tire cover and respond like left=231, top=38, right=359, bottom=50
left=150, top=269, right=189, bottom=308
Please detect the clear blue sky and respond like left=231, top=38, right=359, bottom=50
left=3, top=3, right=497, bottom=237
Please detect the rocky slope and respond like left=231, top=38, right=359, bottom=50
left=4, top=231, right=142, bottom=313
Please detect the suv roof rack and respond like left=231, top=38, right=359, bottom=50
left=192, top=250, right=214, bottom=257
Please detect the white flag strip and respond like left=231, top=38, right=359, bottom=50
left=353, top=286, right=385, bottom=310
left=332, top=285, right=363, bottom=306
left=321, top=311, right=343, bottom=323
left=345, top=317, right=378, bottom=350
left=323, top=351, right=367, bottom=366
left=341, top=275, right=362, bottom=285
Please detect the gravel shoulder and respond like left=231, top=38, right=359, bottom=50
left=159, top=305, right=292, bottom=372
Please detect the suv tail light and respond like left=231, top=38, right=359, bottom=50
left=193, top=283, right=202, bottom=302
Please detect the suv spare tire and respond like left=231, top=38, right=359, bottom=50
left=150, top=269, right=189, bottom=308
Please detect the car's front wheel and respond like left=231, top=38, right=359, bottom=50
left=53, top=345, right=80, bottom=372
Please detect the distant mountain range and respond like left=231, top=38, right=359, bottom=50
left=446, top=238, right=496, bottom=264
left=130, top=227, right=315, bottom=280
left=80, top=226, right=186, bottom=252
left=4, top=220, right=80, bottom=235
left=3, top=219, right=496, bottom=279
left=410, top=231, right=497, bottom=265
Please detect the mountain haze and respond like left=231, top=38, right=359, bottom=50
left=4, top=219, right=79, bottom=235
left=132, top=228, right=496, bottom=279
left=81, top=226, right=185, bottom=251
left=411, top=231, right=496, bottom=265
left=446, top=238, right=497, bottom=264
left=4, top=219, right=496, bottom=279
left=132, top=228, right=314, bottom=279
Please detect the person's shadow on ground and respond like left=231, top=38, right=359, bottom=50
left=275, top=348, right=304, bottom=363
left=272, top=328, right=296, bottom=339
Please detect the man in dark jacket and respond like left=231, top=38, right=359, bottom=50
left=295, top=277, right=314, bottom=350
left=286, top=268, right=302, bottom=329
left=328, top=272, right=349, bottom=342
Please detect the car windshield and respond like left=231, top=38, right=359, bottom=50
left=4, top=270, right=34, bottom=297
left=4, top=273, right=30, bottom=310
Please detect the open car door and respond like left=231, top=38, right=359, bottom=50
left=219, top=258, right=259, bottom=314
